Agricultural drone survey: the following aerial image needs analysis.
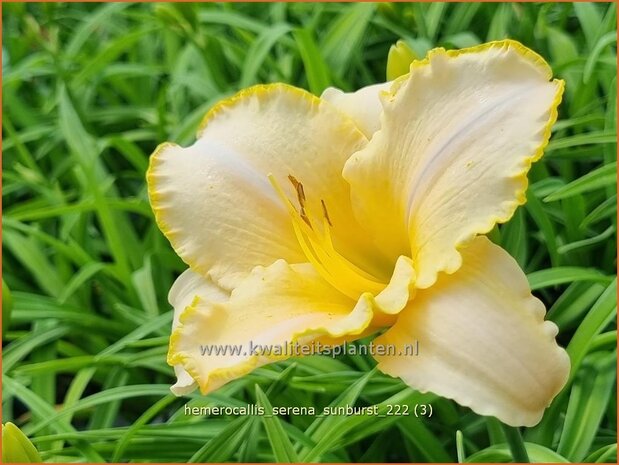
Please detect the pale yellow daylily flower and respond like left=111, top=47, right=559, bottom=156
left=147, top=40, right=570, bottom=427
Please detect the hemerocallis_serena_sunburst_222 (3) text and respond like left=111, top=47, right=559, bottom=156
left=146, top=39, right=570, bottom=427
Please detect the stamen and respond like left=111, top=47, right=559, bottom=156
left=288, top=175, right=305, bottom=204
left=268, top=173, right=386, bottom=300
left=288, top=175, right=311, bottom=228
left=300, top=212, right=312, bottom=228
left=321, top=199, right=333, bottom=227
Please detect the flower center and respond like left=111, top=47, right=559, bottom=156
left=269, top=174, right=388, bottom=300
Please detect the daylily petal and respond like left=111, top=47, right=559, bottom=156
left=321, top=82, right=392, bottom=138
left=169, top=269, right=230, bottom=324
left=168, top=269, right=229, bottom=395
left=148, top=83, right=375, bottom=289
left=171, top=366, right=198, bottom=396
left=373, top=255, right=416, bottom=325
left=168, top=260, right=374, bottom=394
left=374, top=236, right=570, bottom=427
left=343, top=40, right=564, bottom=288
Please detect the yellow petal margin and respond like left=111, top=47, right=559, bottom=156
left=167, top=260, right=374, bottom=394
left=374, top=236, right=570, bottom=427
left=343, top=40, right=564, bottom=289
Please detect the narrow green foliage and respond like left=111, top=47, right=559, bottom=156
left=255, top=385, right=300, bottom=463
left=558, top=352, right=616, bottom=461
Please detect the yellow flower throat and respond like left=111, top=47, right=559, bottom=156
left=269, top=174, right=388, bottom=301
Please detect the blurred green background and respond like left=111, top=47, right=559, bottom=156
left=2, top=2, right=617, bottom=463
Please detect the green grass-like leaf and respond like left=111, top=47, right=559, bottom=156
left=255, top=385, right=300, bottom=463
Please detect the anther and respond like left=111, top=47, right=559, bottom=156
left=288, top=174, right=307, bottom=204
left=321, top=199, right=333, bottom=227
